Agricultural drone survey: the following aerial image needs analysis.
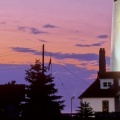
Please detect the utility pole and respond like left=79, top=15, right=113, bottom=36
left=71, top=96, right=75, bottom=120
left=42, top=44, right=44, bottom=75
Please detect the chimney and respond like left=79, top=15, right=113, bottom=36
left=99, top=48, right=106, bottom=73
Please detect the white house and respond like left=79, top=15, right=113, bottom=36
left=79, top=48, right=120, bottom=112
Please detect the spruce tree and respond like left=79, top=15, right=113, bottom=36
left=21, top=59, right=65, bottom=120
left=76, top=101, right=94, bottom=119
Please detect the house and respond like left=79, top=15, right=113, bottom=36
left=0, top=83, right=25, bottom=119
left=79, top=48, right=120, bottom=112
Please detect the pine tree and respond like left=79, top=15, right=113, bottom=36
left=76, top=101, right=94, bottom=119
left=21, top=59, right=65, bottom=120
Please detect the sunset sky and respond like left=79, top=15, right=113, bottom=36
left=0, top=0, right=113, bottom=113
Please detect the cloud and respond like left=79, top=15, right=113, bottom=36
left=75, top=41, right=106, bottom=47
left=97, top=34, right=109, bottom=39
left=43, top=24, right=58, bottom=28
left=11, top=47, right=98, bottom=61
left=11, top=47, right=41, bottom=55
left=11, top=47, right=110, bottom=65
left=69, top=38, right=79, bottom=40
left=18, top=26, right=27, bottom=31
left=38, top=39, right=48, bottom=42
left=74, top=31, right=81, bottom=33
left=30, top=27, right=48, bottom=34
left=69, top=38, right=85, bottom=41
left=0, top=22, right=6, bottom=24
left=50, top=52, right=99, bottom=61
left=17, top=26, right=48, bottom=35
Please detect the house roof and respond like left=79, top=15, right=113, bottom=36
left=78, top=78, right=118, bottom=99
left=98, top=71, right=120, bottom=79
left=0, top=84, right=25, bottom=103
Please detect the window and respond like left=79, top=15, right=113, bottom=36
left=103, top=82, right=112, bottom=88
left=102, top=100, right=109, bottom=112
left=100, top=79, right=113, bottom=89
left=108, top=82, right=112, bottom=87
left=103, top=82, right=107, bottom=87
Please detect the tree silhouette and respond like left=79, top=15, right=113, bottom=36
left=76, top=101, right=94, bottom=119
left=0, top=80, right=25, bottom=120
left=21, top=59, right=65, bottom=120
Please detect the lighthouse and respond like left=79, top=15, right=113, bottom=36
left=111, top=0, right=120, bottom=71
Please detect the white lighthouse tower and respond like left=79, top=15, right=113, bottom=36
left=111, top=0, right=120, bottom=71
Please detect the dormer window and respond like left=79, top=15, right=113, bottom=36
left=103, top=82, right=112, bottom=88
left=100, top=79, right=113, bottom=89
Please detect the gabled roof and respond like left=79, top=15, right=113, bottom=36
left=78, top=78, right=118, bottom=99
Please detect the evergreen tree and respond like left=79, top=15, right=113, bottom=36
left=76, top=101, right=94, bottom=119
left=21, top=59, right=65, bottom=120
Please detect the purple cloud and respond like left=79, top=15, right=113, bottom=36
left=11, top=47, right=40, bottom=54
left=11, top=47, right=98, bottom=61
left=30, top=28, right=48, bottom=34
left=11, top=47, right=110, bottom=66
left=97, top=35, right=108, bottom=39
left=43, top=24, right=57, bottom=28
left=75, top=41, right=106, bottom=47
left=18, top=26, right=27, bottom=31
left=17, top=26, right=48, bottom=35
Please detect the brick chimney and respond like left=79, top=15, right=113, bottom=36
left=99, top=48, right=106, bottom=73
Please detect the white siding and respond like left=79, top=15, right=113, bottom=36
left=81, top=98, right=115, bottom=112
